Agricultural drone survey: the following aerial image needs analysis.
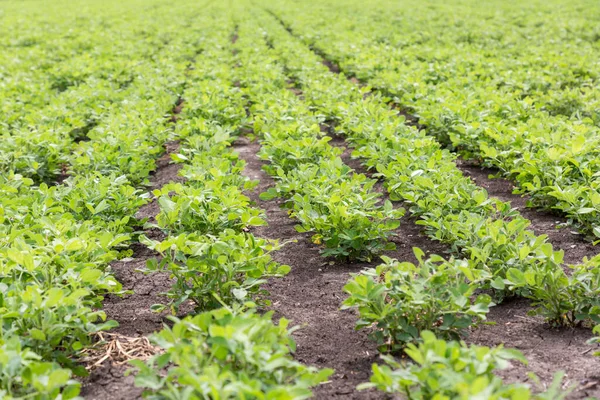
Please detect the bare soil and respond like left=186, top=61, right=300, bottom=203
left=235, top=135, right=445, bottom=399
left=472, top=298, right=600, bottom=398
left=80, top=143, right=183, bottom=400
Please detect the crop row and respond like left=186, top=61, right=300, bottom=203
left=264, top=0, right=600, bottom=240
left=227, top=5, right=594, bottom=396
left=0, top=2, right=214, bottom=397
left=127, top=9, right=331, bottom=398
left=1, top=1, right=200, bottom=185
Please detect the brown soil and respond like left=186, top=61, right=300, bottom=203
left=80, top=142, right=183, bottom=400
left=234, top=135, right=447, bottom=399
left=169, top=99, right=184, bottom=123
left=470, top=298, right=600, bottom=399
left=148, top=141, right=184, bottom=190
left=322, top=58, right=340, bottom=74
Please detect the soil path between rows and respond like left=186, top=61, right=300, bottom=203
left=81, top=142, right=184, bottom=400
left=235, top=133, right=452, bottom=399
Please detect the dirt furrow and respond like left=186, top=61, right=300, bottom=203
left=472, top=298, right=600, bottom=398
left=233, top=123, right=457, bottom=398
left=81, top=110, right=186, bottom=400
left=234, top=135, right=382, bottom=399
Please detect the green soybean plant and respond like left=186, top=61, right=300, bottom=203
left=131, top=307, right=333, bottom=399
left=342, top=249, right=493, bottom=353
left=504, top=254, right=600, bottom=327
left=358, top=331, right=570, bottom=399
left=152, top=182, right=265, bottom=236
left=0, top=338, right=81, bottom=400
left=0, top=282, right=118, bottom=367
left=140, top=231, right=290, bottom=313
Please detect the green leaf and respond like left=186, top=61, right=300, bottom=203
left=506, top=268, right=526, bottom=286
left=30, top=329, right=47, bottom=341
left=490, top=277, right=505, bottom=290
left=577, top=208, right=596, bottom=214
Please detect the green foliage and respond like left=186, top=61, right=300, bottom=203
left=179, top=155, right=257, bottom=192
left=153, top=182, right=265, bottom=236
left=343, top=250, right=492, bottom=352
left=358, top=331, right=572, bottom=400
left=282, top=162, right=403, bottom=261
left=504, top=256, right=600, bottom=326
left=131, top=307, right=333, bottom=399
left=0, top=338, right=81, bottom=400
left=60, top=173, right=148, bottom=230
left=258, top=132, right=342, bottom=173
left=141, top=232, right=290, bottom=313
left=0, top=131, right=70, bottom=183
left=0, top=283, right=118, bottom=364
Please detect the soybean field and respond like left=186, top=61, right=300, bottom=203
left=2, top=0, right=600, bottom=399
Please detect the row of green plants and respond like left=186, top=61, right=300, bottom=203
left=240, top=6, right=592, bottom=396
left=225, top=8, right=519, bottom=397
left=232, top=16, right=403, bottom=263
left=127, top=15, right=332, bottom=398
left=258, top=4, right=600, bottom=331
left=0, top=1, right=218, bottom=397
left=262, top=0, right=600, bottom=240
left=138, top=37, right=289, bottom=315
left=1, top=0, right=195, bottom=185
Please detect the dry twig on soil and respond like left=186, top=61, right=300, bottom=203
left=80, top=332, right=161, bottom=370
